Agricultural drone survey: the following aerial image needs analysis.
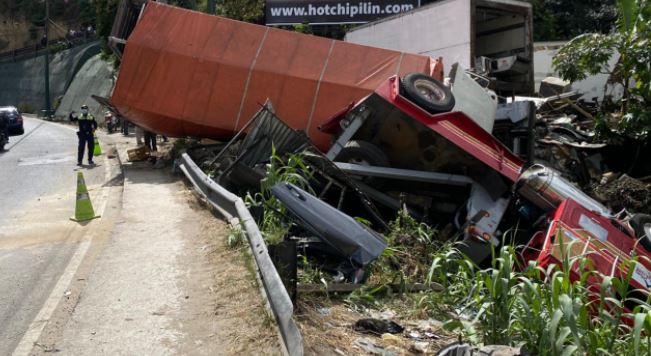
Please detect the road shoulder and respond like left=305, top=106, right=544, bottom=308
left=31, top=135, right=280, bottom=355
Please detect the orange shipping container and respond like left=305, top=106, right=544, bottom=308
left=111, top=2, right=442, bottom=151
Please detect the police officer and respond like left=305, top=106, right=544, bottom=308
left=71, top=104, right=98, bottom=166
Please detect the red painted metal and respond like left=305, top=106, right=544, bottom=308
left=372, top=75, right=524, bottom=181
left=524, top=198, right=651, bottom=307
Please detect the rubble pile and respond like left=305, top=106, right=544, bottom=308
left=183, top=71, right=651, bottom=355
left=592, top=174, right=651, bottom=213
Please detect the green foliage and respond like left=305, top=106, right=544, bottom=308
left=94, top=0, right=118, bottom=55
left=554, top=0, right=651, bottom=140
left=297, top=254, right=328, bottom=286
left=527, top=0, right=560, bottom=40
left=359, top=209, right=439, bottom=292
left=425, top=242, right=651, bottom=355
left=292, top=22, right=312, bottom=34
left=227, top=221, right=246, bottom=248
left=553, top=33, right=617, bottom=82
left=524, top=0, right=617, bottom=41
left=216, top=0, right=264, bottom=23
left=17, top=102, right=35, bottom=114
left=245, top=146, right=314, bottom=245
left=48, top=41, right=67, bottom=54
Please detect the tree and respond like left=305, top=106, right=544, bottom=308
left=216, top=0, right=264, bottom=23
left=553, top=0, right=651, bottom=139
left=524, top=0, right=617, bottom=41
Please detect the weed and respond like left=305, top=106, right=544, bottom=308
left=170, top=137, right=199, bottom=159
left=245, top=146, right=314, bottom=245
left=227, top=221, right=245, bottom=248
left=17, top=102, right=35, bottom=114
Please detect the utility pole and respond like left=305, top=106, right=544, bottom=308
left=208, top=0, right=215, bottom=14
left=43, top=0, right=52, bottom=119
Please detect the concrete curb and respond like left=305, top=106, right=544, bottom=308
left=177, top=153, right=303, bottom=356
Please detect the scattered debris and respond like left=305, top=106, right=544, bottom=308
left=410, top=341, right=430, bottom=354
left=353, top=318, right=404, bottom=335
left=592, top=174, right=651, bottom=212
left=353, top=337, right=397, bottom=356
left=127, top=146, right=149, bottom=162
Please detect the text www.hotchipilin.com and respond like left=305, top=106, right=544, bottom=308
left=270, top=2, right=415, bottom=18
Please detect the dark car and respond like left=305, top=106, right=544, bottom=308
left=0, top=106, right=25, bottom=136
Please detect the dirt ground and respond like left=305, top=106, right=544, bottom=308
left=29, top=137, right=281, bottom=355
left=296, top=295, right=458, bottom=355
left=174, top=189, right=282, bottom=355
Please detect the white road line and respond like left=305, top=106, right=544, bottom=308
left=11, top=139, right=114, bottom=356
left=6, top=122, right=45, bottom=150
left=11, top=238, right=91, bottom=356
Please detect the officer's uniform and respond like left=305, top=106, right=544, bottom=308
left=72, top=112, right=98, bottom=164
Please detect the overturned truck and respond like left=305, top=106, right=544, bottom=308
left=106, top=1, right=442, bottom=151
left=107, top=1, right=651, bottom=307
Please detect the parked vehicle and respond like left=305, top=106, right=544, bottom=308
left=0, top=113, right=8, bottom=151
left=344, top=0, right=535, bottom=95
left=0, top=106, right=25, bottom=136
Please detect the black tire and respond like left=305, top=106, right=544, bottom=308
left=334, top=140, right=389, bottom=167
left=631, top=214, right=651, bottom=251
left=401, top=73, right=455, bottom=114
left=9, top=126, right=24, bottom=136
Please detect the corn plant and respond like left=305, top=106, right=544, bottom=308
left=432, top=241, right=651, bottom=355
left=244, top=145, right=314, bottom=245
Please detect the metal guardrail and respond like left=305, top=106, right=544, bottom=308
left=177, top=153, right=303, bottom=356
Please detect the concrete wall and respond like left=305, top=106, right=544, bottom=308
left=345, top=0, right=473, bottom=68
left=0, top=41, right=100, bottom=114
left=533, top=41, right=622, bottom=102
left=55, top=54, right=115, bottom=119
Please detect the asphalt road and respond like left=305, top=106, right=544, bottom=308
left=0, top=116, right=107, bottom=355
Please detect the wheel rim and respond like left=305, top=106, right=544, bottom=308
left=414, top=79, right=446, bottom=102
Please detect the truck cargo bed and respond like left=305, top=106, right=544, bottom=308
left=110, top=3, right=443, bottom=150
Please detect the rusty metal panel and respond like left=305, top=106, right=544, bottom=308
left=238, top=102, right=312, bottom=167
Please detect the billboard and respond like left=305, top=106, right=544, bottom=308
left=265, top=0, right=420, bottom=25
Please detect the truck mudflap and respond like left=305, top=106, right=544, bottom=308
left=110, top=2, right=442, bottom=151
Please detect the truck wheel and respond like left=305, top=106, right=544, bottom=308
left=631, top=214, right=651, bottom=251
left=401, top=73, right=455, bottom=114
left=335, top=140, right=389, bottom=167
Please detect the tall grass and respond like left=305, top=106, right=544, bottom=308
left=426, top=243, right=651, bottom=355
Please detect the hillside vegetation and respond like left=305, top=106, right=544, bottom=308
left=0, top=0, right=95, bottom=52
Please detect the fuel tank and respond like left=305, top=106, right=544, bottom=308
left=517, top=164, right=611, bottom=216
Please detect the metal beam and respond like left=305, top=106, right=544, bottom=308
left=334, top=163, right=474, bottom=186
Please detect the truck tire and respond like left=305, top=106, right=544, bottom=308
left=334, top=140, right=389, bottom=167
left=401, top=73, right=455, bottom=114
left=631, top=214, right=651, bottom=251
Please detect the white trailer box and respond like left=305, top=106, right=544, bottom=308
left=345, top=0, right=534, bottom=94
